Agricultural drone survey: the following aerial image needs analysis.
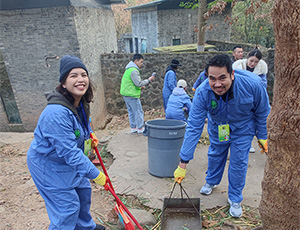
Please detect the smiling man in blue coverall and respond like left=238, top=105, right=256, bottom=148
left=174, top=54, right=270, bottom=218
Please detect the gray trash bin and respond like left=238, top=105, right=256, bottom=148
left=143, top=119, right=187, bottom=177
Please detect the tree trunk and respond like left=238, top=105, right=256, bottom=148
left=259, top=0, right=300, bottom=229
left=197, top=0, right=206, bottom=52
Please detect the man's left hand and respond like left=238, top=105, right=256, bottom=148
left=258, top=139, right=268, bottom=154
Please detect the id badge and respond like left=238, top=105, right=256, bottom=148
left=218, top=124, right=230, bottom=142
left=84, top=138, right=92, bottom=156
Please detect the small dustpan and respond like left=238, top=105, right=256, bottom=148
left=161, top=198, right=201, bottom=230
left=161, top=182, right=201, bottom=230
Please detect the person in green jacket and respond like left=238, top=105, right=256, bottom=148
left=120, top=54, right=155, bottom=134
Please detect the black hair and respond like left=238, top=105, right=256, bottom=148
left=233, top=45, right=242, bottom=51
left=205, top=54, right=233, bottom=75
left=56, top=78, right=94, bottom=105
left=133, top=54, right=144, bottom=62
left=247, top=48, right=262, bottom=60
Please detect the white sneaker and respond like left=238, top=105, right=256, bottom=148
left=131, top=128, right=137, bottom=133
left=200, top=183, right=217, bottom=195
left=137, top=127, right=145, bottom=134
left=228, top=198, right=243, bottom=218
left=249, top=147, right=255, bottom=153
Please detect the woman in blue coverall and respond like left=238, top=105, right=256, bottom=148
left=174, top=54, right=270, bottom=218
left=27, top=55, right=106, bottom=230
left=162, top=59, right=182, bottom=111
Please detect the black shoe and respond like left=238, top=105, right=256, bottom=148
left=95, top=224, right=105, bottom=230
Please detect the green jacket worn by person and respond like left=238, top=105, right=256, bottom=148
left=120, top=54, right=155, bottom=134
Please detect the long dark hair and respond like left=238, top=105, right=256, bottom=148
left=56, top=76, right=94, bottom=105
left=247, top=48, right=262, bottom=60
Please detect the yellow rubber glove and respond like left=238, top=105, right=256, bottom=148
left=93, top=172, right=106, bottom=186
left=90, top=133, right=99, bottom=149
left=258, top=139, right=268, bottom=154
left=174, top=166, right=186, bottom=184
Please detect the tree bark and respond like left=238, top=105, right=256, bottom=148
left=259, top=0, right=300, bottom=229
left=197, top=0, right=206, bottom=52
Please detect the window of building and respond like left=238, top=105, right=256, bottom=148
left=172, top=39, right=181, bottom=46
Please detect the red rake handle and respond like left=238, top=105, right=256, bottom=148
left=91, top=134, right=143, bottom=229
left=105, top=184, right=143, bottom=230
left=90, top=134, right=114, bottom=191
left=94, top=146, right=115, bottom=191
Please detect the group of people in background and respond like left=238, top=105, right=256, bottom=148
left=120, top=46, right=268, bottom=135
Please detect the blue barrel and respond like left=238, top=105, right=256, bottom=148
left=143, top=119, right=187, bottom=177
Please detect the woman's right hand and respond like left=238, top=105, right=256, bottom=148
left=93, top=172, right=106, bottom=186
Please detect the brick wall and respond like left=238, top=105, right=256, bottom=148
left=157, top=9, right=198, bottom=47
left=0, top=6, right=118, bottom=131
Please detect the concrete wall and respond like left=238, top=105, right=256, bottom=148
left=101, top=50, right=275, bottom=116
left=131, top=7, right=159, bottom=53
left=0, top=5, right=118, bottom=131
left=72, top=6, right=118, bottom=129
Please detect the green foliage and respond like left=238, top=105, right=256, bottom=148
left=180, top=0, right=199, bottom=9
left=207, top=0, right=233, bottom=9
left=231, top=0, right=275, bottom=48
left=180, top=0, right=275, bottom=48
left=180, top=0, right=234, bottom=9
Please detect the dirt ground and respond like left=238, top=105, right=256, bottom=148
left=0, top=110, right=165, bottom=230
left=0, top=109, right=262, bottom=230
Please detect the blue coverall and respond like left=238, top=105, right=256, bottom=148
left=162, top=66, right=177, bottom=110
left=27, top=92, right=100, bottom=230
left=165, top=87, right=192, bottom=122
left=179, top=69, right=270, bottom=203
left=192, top=70, right=208, bottom=90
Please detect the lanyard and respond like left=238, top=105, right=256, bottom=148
left=80, top=102, right=90, bottom=137
left=219, top=92, right=229, bottom=125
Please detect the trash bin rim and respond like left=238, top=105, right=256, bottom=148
left=145, top=119, right=187, bottom=130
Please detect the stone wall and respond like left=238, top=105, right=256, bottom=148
left=101, top=50, right=275, bottom=116
left=0, top=6, right=118, bottom=131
